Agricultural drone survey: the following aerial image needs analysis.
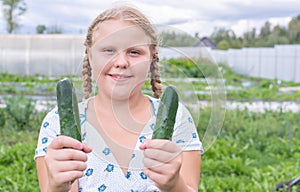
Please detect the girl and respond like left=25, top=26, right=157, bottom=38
left=35, top=5, right=203, bottom=192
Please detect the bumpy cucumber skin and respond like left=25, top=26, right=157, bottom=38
left=56, top=78, right=81, bottom=141
left=152, top=86, right=179, bottom=140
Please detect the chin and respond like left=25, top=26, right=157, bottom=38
left=111, top=85, right=143, bottom=101
left=111, top=92, right=131, bottom=101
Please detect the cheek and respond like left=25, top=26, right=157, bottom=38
left=132, top=60, right=151, bottom=78
left=90, top=55, right=110, bottom=82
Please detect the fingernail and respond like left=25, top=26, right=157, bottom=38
left=143, top=140, right=149, bottom=147
left=139, top=143, right=146, bottom=149
left=78, top=143, right=83, bottom=149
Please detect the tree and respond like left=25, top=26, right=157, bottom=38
left=287, top=15, right=300, bottom=43
left=36, top=24, right=47, bottom=34
left=46, top=24, right=63, bottom=34
left=159, top=31, right=198, bottom=47
left=1, top=0, right=27, bottom=33
left=243, top=28, right=256, bottom=47
left=259, top=21, right=272, bottom=38
left=217, top=39, right=230, bottom=50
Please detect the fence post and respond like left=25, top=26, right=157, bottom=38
left=0, top=48, right=4, bottom=72
left=275, top=46, right=278, bottom=80
left=293, top=46, right=297, bottom=82
left=25, top=36, right=31, bottom=75
left=258, top=48, right=261, bottom=77
left=296, top=46, right=300, bottom=83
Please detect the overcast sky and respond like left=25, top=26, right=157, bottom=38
left=0, top=0, right=299, bottom=37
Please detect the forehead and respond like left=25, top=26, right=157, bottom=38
left=92, top=19, right=151, bottom=48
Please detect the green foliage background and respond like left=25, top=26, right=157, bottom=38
left=0, top=58, right=299, bottom=191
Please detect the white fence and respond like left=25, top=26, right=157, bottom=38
left=1, top=34, right=300, bottom=82
left=212, top=45, right=300, bottom=83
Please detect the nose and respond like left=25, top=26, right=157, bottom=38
left=112, top=51, right=129, bottom=69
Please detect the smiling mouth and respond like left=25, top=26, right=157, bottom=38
left=108, top=74, right=133, bottom=80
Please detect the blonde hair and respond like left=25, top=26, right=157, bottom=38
left=82, top=5, right=162, bottom=99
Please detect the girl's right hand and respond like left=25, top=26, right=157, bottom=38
left=44, top=136, right=92, bottom=192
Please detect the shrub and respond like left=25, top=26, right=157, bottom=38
left=0, top=108, right=5, bottom=127
left=5, top=96, right=36, bottom=130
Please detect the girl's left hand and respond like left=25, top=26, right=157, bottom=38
left=139, top=139, right=182, bottom=191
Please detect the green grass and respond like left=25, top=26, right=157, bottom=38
left=0, top=106, right=299, bottom=191
left=0, top=59, right=300, bottom=191
left=198, top=108, right=300, bottom=192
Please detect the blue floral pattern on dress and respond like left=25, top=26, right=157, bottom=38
left=102, top=148, right=110, bottom=155
left=125, top=171, right=131, bottom=179
left=132, top=153, right=136, bottom=158
left=82, top=132, right=86, bottom=141
left=85, top=168, right=93, bottom=176
left=139, top=135, right=146, bottom=143
left=192, top=132, right=197, bottom=138
left=176, top=139, right=185, bottom=144
left=150, top=123, right=155, bottom=130
left=80, top=113, right=86, bottom=125
left=41, top=137, right=48, bottom=144
left=98, top=184, right=106, bottom=191
left=105, top=164, right=114, bottom=172
left=140, top=172, right=147, bottom=180
left=43, top=122, right=49, bottom=128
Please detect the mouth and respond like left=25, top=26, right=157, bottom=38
left=108, top=73, right=133, bottom=81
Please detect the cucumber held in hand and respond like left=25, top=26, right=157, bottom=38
left=152, top=86, right=179, bottom=140
left=56, top=78, right=81, bottom=141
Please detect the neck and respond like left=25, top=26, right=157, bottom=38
left=94, top=91, right=145, bottom=113
left=93, top=91, right=151, bottom=126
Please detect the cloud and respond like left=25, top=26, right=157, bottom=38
left=0, top=0, right=299, bottom=36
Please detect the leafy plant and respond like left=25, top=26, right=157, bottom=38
left=0, top=108, right=5, bottom=127
left=5, top=96, right=36, bottom=130
left=160, top=58, right=218, bottom=78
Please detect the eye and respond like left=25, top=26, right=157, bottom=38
left=103, top=48, right=115, bottom=55
left=128, top=50, right=141, bottom=56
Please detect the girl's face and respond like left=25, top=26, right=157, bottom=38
left=88, top=19, right=152, bottom=100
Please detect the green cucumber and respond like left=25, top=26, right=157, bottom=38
left=56, top=78, right=81, bottom=141
left=152, top=86, right=179, bottom=140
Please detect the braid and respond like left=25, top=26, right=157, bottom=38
left=150, top=52, right=162, bottom=98
left=82, top=53, right=92, bottom=99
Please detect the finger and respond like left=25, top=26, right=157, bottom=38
left=143, top=139, right=181, bottom=153
left=82, top=143, right=92, bottom=153
left=56, top=161, right=87, bottom=172
left=144, top=148, right=174, bottom=163
left=143, top=156, right=165, bottom=171
left=50, top=136, right=83, bottom=150
left=51, top=171, right=84, bottom=184
left=51, top=148, right=89, bottom=161
left=143, top=168, right=168, bottom=186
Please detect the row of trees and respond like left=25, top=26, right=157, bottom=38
left=211, top=15, right=300, bottom=50
left=158, top=15, right=300, bottom=50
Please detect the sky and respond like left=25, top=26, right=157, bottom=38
left=0, top=0, right=299, bottom=37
